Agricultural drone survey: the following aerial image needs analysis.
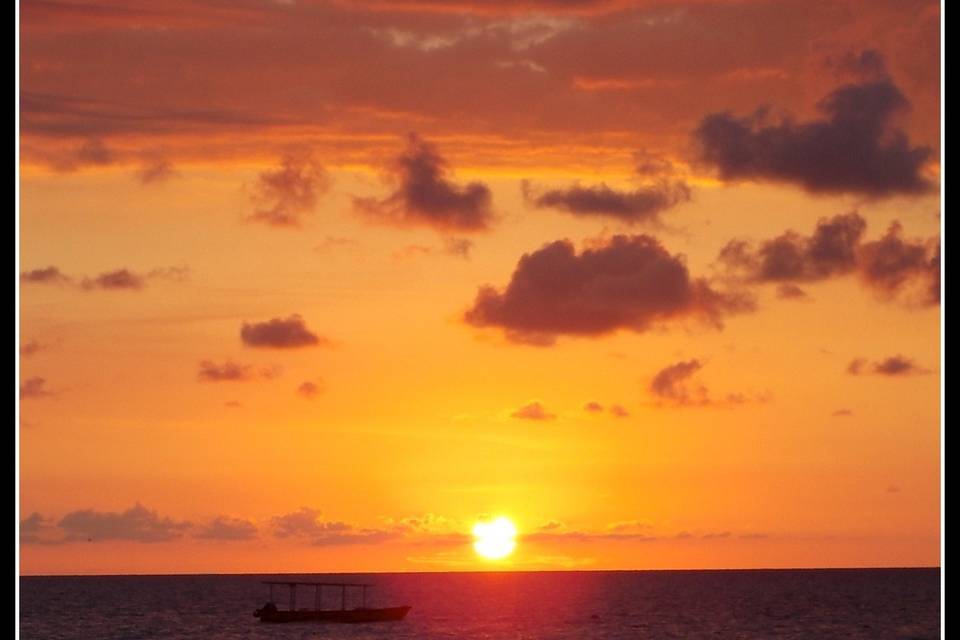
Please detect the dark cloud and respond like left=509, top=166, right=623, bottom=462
left=647, top=360, right=768, bottom=408
left=21, top=265, right=187, bottom=289
left=393, top=236, right=475, bottom=261
left=355, top=134, right=494, bottom=232
left=584, top=401, right=604, bottom=412
left=353, top=0, right=629, bottom=14
left=828, top=49, right=889, bottom=81
left=197, top=360, right=278, bottom=382
left=634, top=149, right=680, bottom=177
left=248, top=152, right=330, bottom=227
left=297, top=380, right=324, bottom=399
left=240, top=314, right=328, bottom=349
left=718, top=212, right=867, bottom=282
left=80, top=268, right=146, bottom=290
left=847, top=355, right=929, bottom=376
left=776, top=283, right=808, bottom=299
left=58, top=503, right=191, bottom=543
left=272, top=508, right=344, bottom=539
left=718, top=213, right=939, bottom=307
left=443, top=236, right=474, bottom=258
left=465, top=234, right=753, bottom=345
left=20, top=340, right=50, bottom=357
left=649, top=360, right=708, bottom=405
left=75, top=138, right=114, bottom=166
left=21, top=91, right=282, bottom=140
left=20, top=266, right=70, bottom=285
left=27, top=137, right=119, bottom=172
left=270, top=508, right=399, bottom=546
left=146, top=265, right=191, bottom=283
left=194, top=516, right=258, bottom=541
left=832, top=408, right=854, bottom=417
left=19, top=2, right=938, bottom=181
left=522, top=179, right=690, bottom=224
left=847, top=357, right=867, bottom=375
left=511, top=402, right=556, bottom=421
left=609, top=404, right=629, bottom=417
left=694, top=75, right=933, bottom=196
left=20, top=377, right=55, bottom=399
left=873, top=355, right=929, bottom=376
left=49, top=265, right=189, bottom=291
left=857, top=222, right=940, bottom=306
left=138, top=158, right=176, bottom=184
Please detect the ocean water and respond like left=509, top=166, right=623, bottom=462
left=19, top=569, right=939, bottom=640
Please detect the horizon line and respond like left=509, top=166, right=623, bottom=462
left=19, top=565, right=941, bottom=579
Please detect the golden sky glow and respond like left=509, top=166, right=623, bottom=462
left=18, top=0, right=940, bottom=576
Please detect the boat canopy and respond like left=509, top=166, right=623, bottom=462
left=261, top=581, right=377, bottom=611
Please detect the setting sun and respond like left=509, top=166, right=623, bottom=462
left=472, top=517, right=518, bottom=560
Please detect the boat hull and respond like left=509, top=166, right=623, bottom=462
left=255, top=606, right=411, bottom=624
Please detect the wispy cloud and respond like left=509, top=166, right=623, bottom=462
left=197, top=360, right=279, bottom=382
left=247, top=152, right=330, bottom=227
left=511, top=401, right=556, bottom=421
left=19, top=377, right=56, bottom=400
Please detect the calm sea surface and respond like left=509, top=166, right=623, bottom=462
left=19, top=569, right=939, bottom=639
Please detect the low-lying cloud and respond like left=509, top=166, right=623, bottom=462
left=271, top=507, right=400, bottom=546
left=194, top=516, right=258, bottom=541
left=58, top=503, right=191, bottom=543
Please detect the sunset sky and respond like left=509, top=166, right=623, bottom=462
left=18, top=0, right=941, bottom=575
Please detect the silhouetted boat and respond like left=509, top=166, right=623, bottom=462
left=253, top=581, right=411, bottom=624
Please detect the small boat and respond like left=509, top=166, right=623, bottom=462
left=253, top=580, right=411, bottom=624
